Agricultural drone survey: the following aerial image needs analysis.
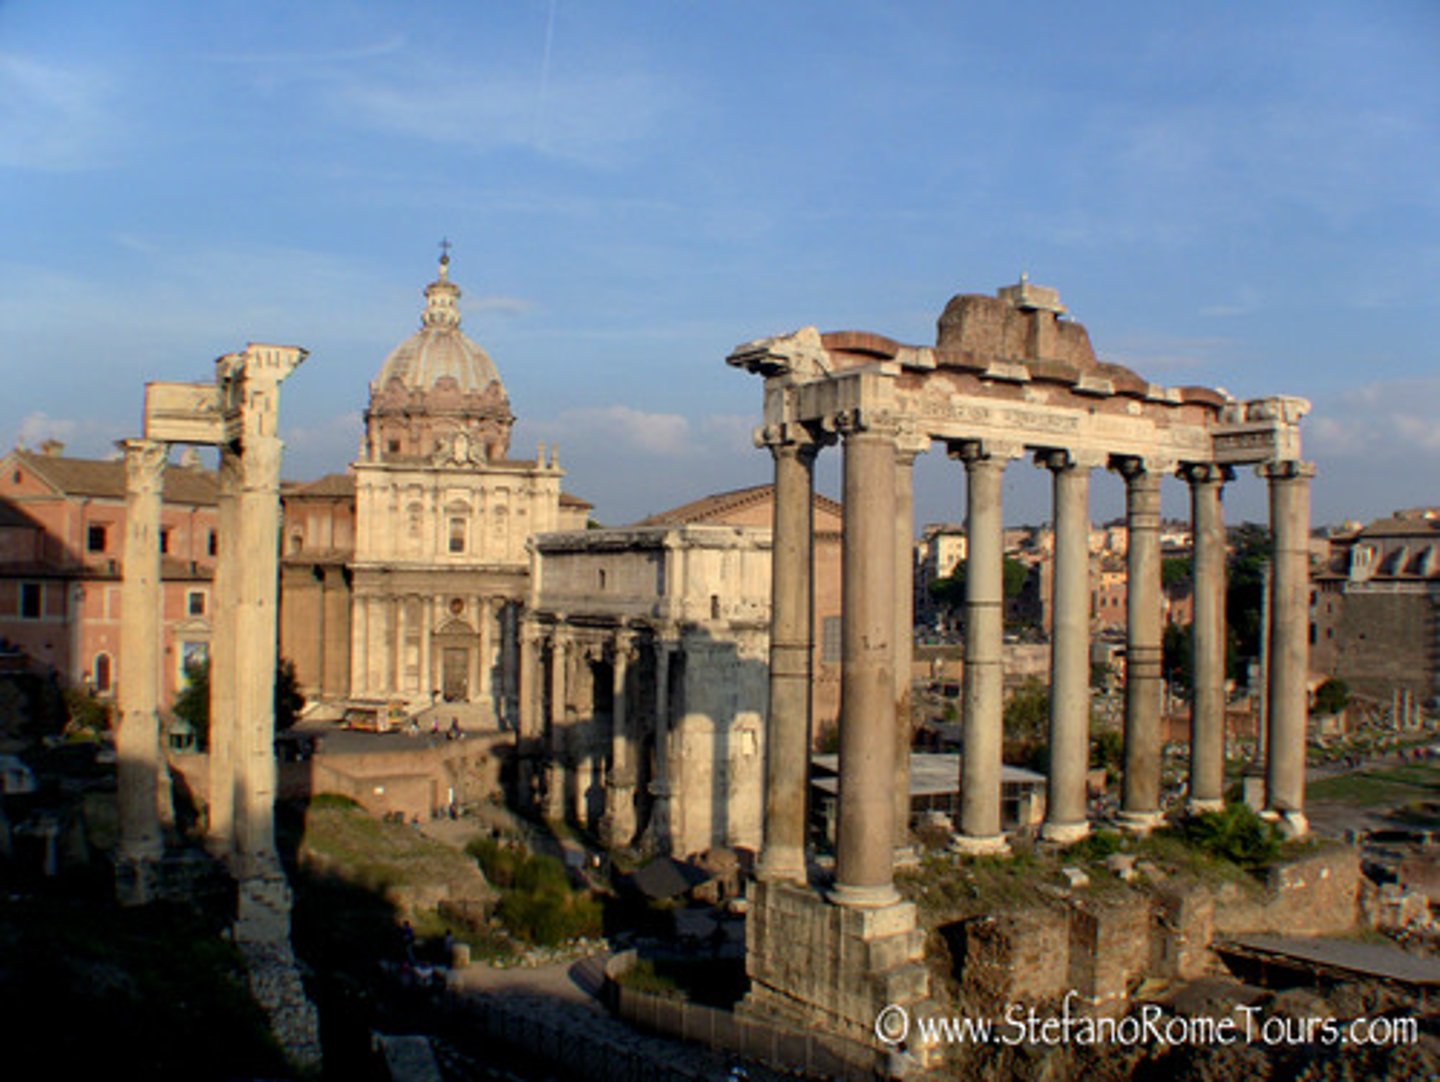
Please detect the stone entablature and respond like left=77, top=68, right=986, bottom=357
left=533, top=525, right=773, bottom=629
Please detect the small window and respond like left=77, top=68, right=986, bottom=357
left=188, top=590, right=206, bottom=617
left=388, top=439, right=402, bottom=455
left=87, top=524, right=107, bottom=553
left=19, top=582, right=41, bottom=620
left=207, top=530, right=218, bottom=557
left=159, top=527, right=171, bottom=555
left=448, top=517, right=466, bottom=554
left=94, top=653, right=112, bottom=693
left=290, top=531, right=304, bottom=554
left=598, top=569, right=608, bottom=590
left=710, top=594, right=721, bottom=620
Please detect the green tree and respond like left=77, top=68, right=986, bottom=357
left=1161, top=556, right=1192, bottom=590
left=171, top=656, right=306, bottom=749
left=1162, top=622, right=1195, bottom=698
left=1313, top=677, right=1350, bottom=717
left=1226, top=523, right=1271, bottom=683
left=929, top=558, right=1032, bottom=613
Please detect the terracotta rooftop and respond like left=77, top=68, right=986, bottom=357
left=284, top=473, right=356, bottom=498
left=10, top=449, right=219, bottom=505
left=632, top=483, right=842, bottom=528
left=559, top=491, right=593, bottom=509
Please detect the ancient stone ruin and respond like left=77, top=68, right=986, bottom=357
left=730, top=278, right=1312, bottom=1043
left=115, top=342, right=320, bottom=1068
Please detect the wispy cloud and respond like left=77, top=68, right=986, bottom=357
left=539, top=405, right=691, bottom=456
left=1308, top=378, right=1440, bottom=459
left=195, top=35, right=408, bottom=66
left=1103, top=334, right=1235, bottom=375
left=323, top=63, right=671, bottom=167
left=0, top=54, right=121, bottom=170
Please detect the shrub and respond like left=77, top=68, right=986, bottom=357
left=1174, top=804, right=1280, bottom=869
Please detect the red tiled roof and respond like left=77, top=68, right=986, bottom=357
left=632, top=483, right=842, bottom=528
left=11, top=449, right=218, bottom=505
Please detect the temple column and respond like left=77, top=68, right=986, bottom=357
left=648, top=638, right=674, bottom=852
left=229, top=344, right=304, bottom=880
left=603, top=631, right=637, bottom=847
left=1116, top=458, right=1165, bottom=832
left=757, top=430, right=818, bottom=883
left=893, top=437, right=924, bottom=854
left=116, top=437, right=167, bottom=903
left=1262, top=460, right=1315, bottom=837
left=478, top=596, right=494, bottom=714
left=1041, top=450, right=1095, bottom=843
left=1184, top=463, right=1231, bottom=813
left=518, top=620, right=540, bottom=738
left=544, top=628, right=569, bottom=820
left=832, top=416, right=898, bottom=908
left=953, top=441, right=1015, bottom=854
left=208, top=446, right=242, bottom=857
left=422, top=596, right=435, bottom=702
left=394, top=595, right=408, bottom=696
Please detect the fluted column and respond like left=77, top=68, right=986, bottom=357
left=893, top=438, right=924, bottom=853
left=207, top=446, right=242, bottom=856
left=1041, top=450, right=1095, bottom=843
left=1184, top=463, right=1231, bottom=813
left=832, top=416, right=899, bottom=908
left=1117, top=458, right=1164, bottom=832
left=1263, top=460, right=1315, bottom=837
left=117, top=437, right=167, bottom=903
left=953, top=441, right=1014, bottom=854
left=757, top=431, right=819, bottom=883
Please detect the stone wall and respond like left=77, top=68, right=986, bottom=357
left=1321, top=590, right=1436, bottom=701
left=951, top=848, right=1361, bottom=1012
left=1211, top=846, right=1361, bottom=937
left=745, top=880, right=929, bottom=1043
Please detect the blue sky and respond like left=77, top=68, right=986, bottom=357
left=3, top=0, right=1438, bottom=530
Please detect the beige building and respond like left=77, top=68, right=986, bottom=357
left=520, top=484, right=842, bottom=858
left=278, top=257, right=589, bottom=718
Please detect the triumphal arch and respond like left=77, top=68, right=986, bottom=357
left=730, top=278, right=1312, bottom=1040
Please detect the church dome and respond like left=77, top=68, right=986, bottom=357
left=363, top=252, right=516, bottom=464
left=373, top=255, right=505, bottom=396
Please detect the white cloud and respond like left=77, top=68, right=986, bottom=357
left=542, top=406, right=691, bottom=456
left=13, top=411, right=76, bottom=449
left=1307, top=378, right=1440, bottom=458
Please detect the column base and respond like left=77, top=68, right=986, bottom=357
left=828, top=881, right=901, bottom=909
left=1186, top=797, right=1226, bottom=816
left=755, top=846, right=807, bottom=885
left=894, top=844, right=921, bottom=869
left=745, top=879, right=928, bottom=1048
left=1267, top=809, right=1309, bottom=839
left=951, top=832, right=1010, bottom=857
left=1117, top=810, right=1165, bottom=836
left=1041, top=820, right=1091, bottom=845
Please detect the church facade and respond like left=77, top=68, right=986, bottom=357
left=281, top=256, right=589, bottom=720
